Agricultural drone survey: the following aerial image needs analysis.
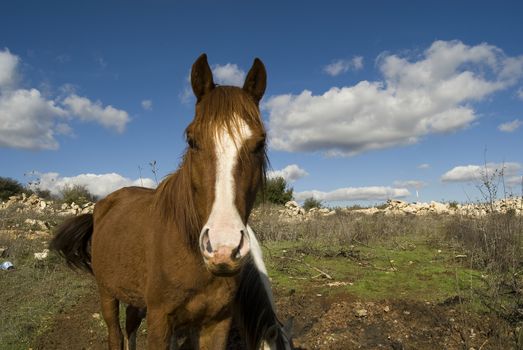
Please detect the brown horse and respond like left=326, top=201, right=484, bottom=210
left=51, top=54, right=292, bottom=350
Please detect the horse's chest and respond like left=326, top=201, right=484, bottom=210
left=181, top=279, right=236, bottom=323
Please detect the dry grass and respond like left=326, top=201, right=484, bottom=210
left=251, top=204, right=447, bottom=245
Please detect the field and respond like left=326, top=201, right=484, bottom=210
left=1, top=200, right=523, bottom=349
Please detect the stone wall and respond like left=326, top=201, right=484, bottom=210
left=274, top=198, right=523, bottom=221
left=0, top=193, right=94, bottom=216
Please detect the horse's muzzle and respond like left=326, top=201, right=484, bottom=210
left=200, top=228, right=250, bottom=276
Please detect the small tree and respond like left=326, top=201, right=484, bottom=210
left=60, top=184, right=97, bottom=205
left=0, top=177, right=26, bottom=201
left=256, top=176, right=293, bottom=205
left=303, top=197, right=322, bottom=211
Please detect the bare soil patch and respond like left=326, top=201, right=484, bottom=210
left=32, top=280, right=514, bottom=350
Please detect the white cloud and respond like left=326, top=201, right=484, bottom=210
left=265, top=40, right=523, bottom=156
left=518, top=88, right=523, bottom=100
left=0, top=48, right=19, bottom=87
left=0, top=88, right=67, bottom=149
left=393, top=180, right=427, bottom=189
left=62, top=95, right=129, bottom=133
left=141, top=99, right=152, bottom=111
left=323, top=56, right=364, bottom=76
left=212, top=63, right=245, bottom=86
left=417, top=163, right=431, bottom=169
left=267, top=164, right=308, bottom=182
left=295, top=186, right=410, bottom=202
left=179, top=85, right=193, bottom=104
left=498, top=119, right=522, bottom=132
left=0, top=48, right=131, bottom=150
left=507, top=175, right=522, bottom=187
left=441, top=162, right=522, bottom=182
left=34, top=172, right=156, bottom=198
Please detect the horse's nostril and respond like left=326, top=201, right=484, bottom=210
left=201, top=228, right=213, bottom=255
left=232, top=230, right=245, bottom=260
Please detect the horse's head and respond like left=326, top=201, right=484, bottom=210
left=188, top=54, right=267, bottom=276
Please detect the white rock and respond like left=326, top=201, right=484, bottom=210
left=34, top=249, right=49, bottom=260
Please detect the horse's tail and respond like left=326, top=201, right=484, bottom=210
left=50, top=213, right=94, bottom=273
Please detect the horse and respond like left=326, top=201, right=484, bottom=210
left=50, top=54, right=293, bottom=350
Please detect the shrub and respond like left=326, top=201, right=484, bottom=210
left=60, top=184, right=97, bottom=205
left=303, top=197, right=322, bottom=211
left=448, top=201, right=459, bottom=209
left=0, top=177, right=26, bottom=201
left=256, top=176, right=293, bottom=206
left=33, top=188, right=53, bottom=200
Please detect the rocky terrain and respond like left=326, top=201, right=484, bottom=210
left=276, top=197, right=523, bottom=221
left=3, top=193, right=522, bottom=222
left=0, top=193, right=95, bottom=215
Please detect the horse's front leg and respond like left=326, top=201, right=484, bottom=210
left=146, top=308, right=173, bottom=350
left=198, top=317, right=233, bottom=350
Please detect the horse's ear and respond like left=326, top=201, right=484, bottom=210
left=243, top=58, right=267, bottom=104
left=191, top=53, right=215, bottom=102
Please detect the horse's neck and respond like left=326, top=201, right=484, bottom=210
left=155, top=166, right=200, bottom=250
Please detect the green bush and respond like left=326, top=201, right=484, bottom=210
left=448, top=200, right=459, bottom=209
left=0, top=176, right=26, bottom=201
left=256, top=176, right=293, bottom=205
left=303, top=197, right=322, bottom=211
left=60, top=184, right=97, bottom=205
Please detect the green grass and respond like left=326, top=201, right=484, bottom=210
left=0, top=261, right=92, bottom=349
left=264, top=239, right=484, bottom=303
left=0, top=209, right=93, bottom=349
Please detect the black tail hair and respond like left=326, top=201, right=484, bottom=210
left=49, top=213, right=94, bottom=273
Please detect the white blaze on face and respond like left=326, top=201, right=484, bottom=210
left=202, top=118, right=252, bottom=252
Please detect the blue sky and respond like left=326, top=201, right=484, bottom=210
left=1, top=0, right=522, bottom=204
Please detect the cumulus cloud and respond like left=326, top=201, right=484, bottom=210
left=0, top=48, right=131, bottom=150
left=265, top=40, right=523, bottom=156
left=295, top=186, right=410, bottom=202
left=0, top=49, right=18, bottom=87
left=417, top=163, right=431, bottom=169
left=212, top=63, right=246, bottom=86
left=0, top=88, right=67, bottom=149
left=34, top=172, right=156, bottom=198
left=393, top=180, right=427, bottom=189
left=323, top=56, right=364, bottom=76
left=141, top=99, right=152, bottom=111
left=441, top=162, right=522, bottom=182
left=62, top=95, right=129, bottom=133
left=267, top=164, right=308, bottom=182
left=498, top=119, right=522, bottom=132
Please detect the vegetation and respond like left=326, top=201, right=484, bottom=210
left=303, top=197, right=322, bottom=211
left=256, top=176, right=293, bottom=205
left=0, top=207, right=92, bottom=348
left=60, top=184, right=97, bottom=205
left=0, top=162, right=521, bottom=348
left=0, top=177, right=26, bottom=201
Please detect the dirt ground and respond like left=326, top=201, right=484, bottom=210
left=33, top=282, right=515, bottom=350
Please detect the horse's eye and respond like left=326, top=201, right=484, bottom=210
left=252, top=139, right=265, bottom=154
left=188, top=138, right=198, bottom=150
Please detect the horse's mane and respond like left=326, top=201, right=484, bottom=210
left=153, top=86, right=267, bottom=251
left=235, top=261, right=287, bottom=350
